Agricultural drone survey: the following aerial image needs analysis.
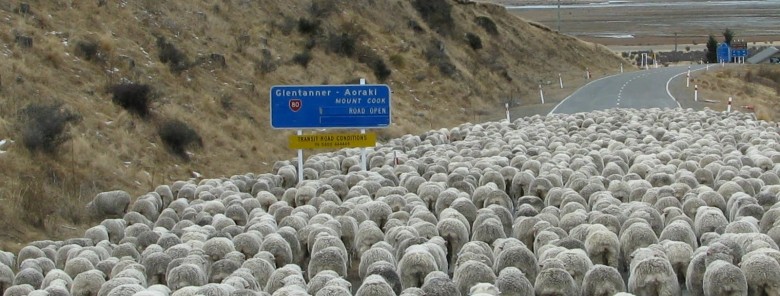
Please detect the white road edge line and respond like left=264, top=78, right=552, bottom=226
left=548, top=73, right=622, bottom=115
left=666, top=65, right=707, bottom=108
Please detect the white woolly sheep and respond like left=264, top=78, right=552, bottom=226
left=453, top=259, right=496, bottom=296
left=494, top=267, right=532, bottom=296
left=166, top=264, right=207, bottom=291
left=87, top=190, right=131, bottom=218
left=70, top=270, right=106, bottom=296
left=739, top=253, right=780, bottom=295
left=308, top=246, right=347, bottom=281
left=703, top=260, right=748, bottom=296
left=619, top=222, right=658, bottom=271
left=241, top=257, right=275, bottom=290
left=555, top=249, right=593, bottom=287
left=534, top=258, right=577, bottom=296
left=420, top=271, right=459, bottom=296
left=627, top=247, right=680, bottom=296
left=585, top=227, right=620, bottom=269
left=580, top=264, right=626, bottom=296
left=265, top=264, right=304, bottom=295
left=355, top=274, right=395, bottom=296
left=397, top=245, right=437, bottom=290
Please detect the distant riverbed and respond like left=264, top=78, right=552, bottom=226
left=507, top=0, right=780, bottom=46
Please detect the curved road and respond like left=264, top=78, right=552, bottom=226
left=549, top=64, right=709, bottom=114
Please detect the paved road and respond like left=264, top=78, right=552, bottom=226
left=549, top=64, right=710, bottom=115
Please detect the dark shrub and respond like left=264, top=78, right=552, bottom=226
left=424, top=40, right=457, bottom=77
left=20, top=103, right=81, bottom=155
left=156, top=36, right=189, bottom=72
left=358, top=48, right=392, bottom=82
left=327, top=32, right=357, bottom=57
left=475, top=16, right=499, bottom=36
left=412, top=0, right=454, bottom=36
left=256, top=49, right=277, bottom=74
left=75, top=40, right=99, bottom=61
left=297, top=18, right=321, bottom=35
left=158, top=119, right=202, bottom=160
left=110, top=83, right=152, bottom=118
left=465, top=32, right=482, bottom=50
left=311, top=0, right=337, bottom=18
left=293, top=51, right=313, bottom=68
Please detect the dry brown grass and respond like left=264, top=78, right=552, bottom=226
left=0, top=0, right=630, bottom=252
left=693, top=65, right=780, bottom=122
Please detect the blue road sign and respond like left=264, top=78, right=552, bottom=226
left=270, top=84, right=392, bottom=129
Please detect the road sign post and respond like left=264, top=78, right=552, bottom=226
left=271, top=82, right=391, bottom=183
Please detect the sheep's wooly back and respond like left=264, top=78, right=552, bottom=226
left=1, top=108, right=779, bottom=295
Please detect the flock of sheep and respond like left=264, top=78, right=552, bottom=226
left=2, top=108, right=780, bottom=296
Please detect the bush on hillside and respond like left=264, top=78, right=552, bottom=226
left=475, top=16, right=499, bottom=36
left=74, top=40, right=99, bottom=61
left=256, top=49, right=277, bottom=75
left=110, top=83, right=152, bottom=118
left=311, top=0, right=338, bottom=18
left=424, top=40, right=457, bottom=77
left=20, top=103, right=81, bottom=155
left=327, top=32, right=357, bottom=57
left=298, top=18, right=321, bottom=35
left=158, top=119, right=202, bottom=160
left=156, top=36, right=189, bottom=72
left=293, top=51, right=313, bottom=68
left=465, top=32, right=482, bottom=50
left=412, top=0, right=455, bottom=36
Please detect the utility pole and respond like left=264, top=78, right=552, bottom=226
left=557, top=0, right=561, bottom=32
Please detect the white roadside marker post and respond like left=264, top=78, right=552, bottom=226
left=559, top=73, right=563, bottom=89
left=687, top=66, right=691, bottom=87
left=620, top=63, right=624, bottom=73
left=539, top=84, right=545, bottom=104
left=694, top=85, right=698, bottom=102
left=505, top=103, right=510, bottom=122
left=727, top=97, right=732, bottom=112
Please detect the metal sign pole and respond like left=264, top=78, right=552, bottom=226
left=297, top=129, right=303, bottom=185
left=360, top=78, right=368, bottom=172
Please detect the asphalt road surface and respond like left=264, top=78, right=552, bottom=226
left=549, top=64, right=710, bottom=115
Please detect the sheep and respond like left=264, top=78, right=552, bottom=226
left=493, top=245, right=539, bottom=284
left=453, top=260, right=496, bottom=296
left=659, top=220, right=698, bottom=249
left=308, top=246, right=347, bottom=281
left=420, top=271, right=459, bottom=296
left=659, top=240, right=693, bottom=285
left=494, top=267, right=532, bottom=296
left=365, top=261, right=403, bottom=295
left=580, top=264, right=626, bottom=296
left=87, top=190, right=132, bottom=218
left=359, top=247, right=396, bottom=280
left=619, top=222, right=658, bottom=271
left=584, top=227, right=620, bottom=269
left=555, top=249, right=593, bottom=287
left=627, top=247, right=680, bottom=296
left=3, top=285, right=35, bottom=296
left=739, top=253, right=780, bottom=295
left=166, top=264, right=207, bottom=291
left=259, top=234, right=293, bottom=268
left=70, top=270, right=106, bottom=296
left=355, top=274, right=395, bottom=296
left=397, top=245, right=437, bottom=289
left=240, top=257, right=275, bottom=290
left=12, top=268, right=42, bottom=290
left=533, top=258, right=578, bottom=296
left=702, top=260, right=748, bottom=296
left=265, top=264, right=304, bottom=295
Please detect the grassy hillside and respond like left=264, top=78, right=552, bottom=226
left=692, top=65, right=780, bottom=122
left=0, top=0, right=628, bottom=251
